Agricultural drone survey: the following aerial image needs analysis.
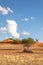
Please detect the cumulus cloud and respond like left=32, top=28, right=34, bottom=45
left=22, top=31, right=30, bottom=35
left=0, top=20, right=19, bottom=38
left=0, top=6, right=14, bottom=15
left=21, top=18, right=29, bottom=22
left=6, top=20, right=19, bottom=38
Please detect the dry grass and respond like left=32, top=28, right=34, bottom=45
left=0, top=43, right=43, bottom=65
left=0, top=52, right=43, bottom=65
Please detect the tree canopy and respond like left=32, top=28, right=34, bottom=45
left=22, top=38, right=35, bottom=44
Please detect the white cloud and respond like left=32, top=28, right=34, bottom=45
left=30, top=17, right=35, bottom=20
left=21, top=18, right=29, bottom=22
left=6, top=20, right=19, bottom=38
left=21, top=17, right=35, bottom=22
left=0, top=6, right=8, bottom=14
left=0, top=6, right=14, bottom=15
left=0, top=20, right=19, bottom=38
left=0, top=27, right=7, bottom=33
left=22, top=31, right=30, bottom=35
left=7, top=7, right=14, bottom=13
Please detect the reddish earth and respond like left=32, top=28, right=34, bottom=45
left=29, top=42, right=43, bottom=53
left=31, top=42, right=43, bottom=47
left=0, top=38, right=43, bottom=53
left=1, top=39, right=14, bottom=43
left=1, top=38, right=22, bottom=44
left=0, top=40, right=43, bottom=65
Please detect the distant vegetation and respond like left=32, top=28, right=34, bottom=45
left=1, top=37, right=35, bottom=44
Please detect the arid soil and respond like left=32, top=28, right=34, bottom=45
left=0, top=43, right=43, bottom=65
left=0, top=52, right=43, bottom=65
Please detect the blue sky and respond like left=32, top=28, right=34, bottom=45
left=0, top=0, right=43, bottom=41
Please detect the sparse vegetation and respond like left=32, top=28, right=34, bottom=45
left=13, top=39, right=22, bottom=44
left=1, top=37, right=35, bottom=44
left=0, top=37, right=43, bottom=65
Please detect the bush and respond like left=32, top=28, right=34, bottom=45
left=22, top=38, right=35, bottom=44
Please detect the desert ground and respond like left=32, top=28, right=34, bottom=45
left=0, top=52, right=43, bottom=65
left=0, top=43, right=43, bottom=65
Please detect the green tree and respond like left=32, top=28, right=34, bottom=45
left=22, top=38, right=35, bottom=44
left=22, top=38, right=27, bottom=44
left=27, top=38, right=34, bottom=44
